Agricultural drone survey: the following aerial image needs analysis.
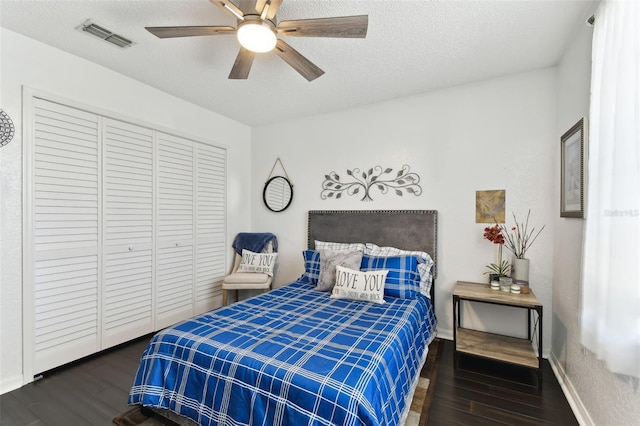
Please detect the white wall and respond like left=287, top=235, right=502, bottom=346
left=552, top=16, right=640, bottom=426
left=251, top=68, right=557, bottom=354
left=0, top=29, right=252, bottom=393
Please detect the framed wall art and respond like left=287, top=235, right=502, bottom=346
left=560, top=118, right=585, bottom=218
left=475, top=189, right=505, bottom=223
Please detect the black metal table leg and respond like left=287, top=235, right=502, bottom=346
left=453, top=294, right=460, bottom=369
left=537, top=305, right=543, bottom=387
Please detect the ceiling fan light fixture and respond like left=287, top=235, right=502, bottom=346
left=145, top=1, right=369, bottom=81
left=237, top=18, right=277, bottom=53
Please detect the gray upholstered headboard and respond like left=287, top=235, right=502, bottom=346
left=308, top=210, right=438, bottom=298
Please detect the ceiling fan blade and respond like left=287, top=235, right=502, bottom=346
left=255, top=0, right=282, bottom=20
left=229, top=47, right=256, bottom=79
left=273, top=39, right=324, bottom=82
left=209, top=0, right=245, bottom=20
left=277, top=15, right=368, bottom=38
left=237, top=0, right=257, bottom=14
left=146, top=26, right=236, bottom=38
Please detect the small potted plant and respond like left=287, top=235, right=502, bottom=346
left=483, top=224, right=510, bottom=287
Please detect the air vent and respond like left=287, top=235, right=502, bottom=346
left=77, top=20, right=133, bottom=48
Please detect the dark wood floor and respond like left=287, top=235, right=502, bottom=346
left=429, top=339, right=578, bottom=425
left=0, top=337, right=577, bottom=425
left=0, top=335, right=152, bottom=426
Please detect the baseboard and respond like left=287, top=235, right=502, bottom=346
left=0, top=374, right=24, bottom=395
left=548, top=351, right=594, bottom=426
left=436, top=329, right=452, bottom=341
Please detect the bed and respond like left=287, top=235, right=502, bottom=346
left=128, top=210, right=438, bottom=426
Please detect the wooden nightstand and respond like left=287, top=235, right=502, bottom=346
left=452, top=280, right=543, bottom=386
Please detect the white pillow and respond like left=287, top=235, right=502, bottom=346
left=330, top=266, right=388, bottom=304
left=237, top=249, right=278, bottom=276
left=364, top=243, right=434, bottom=298
left=315, top=240, right=365, bottom=252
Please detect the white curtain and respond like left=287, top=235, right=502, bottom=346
left=581, top=0, right=640, bottom=378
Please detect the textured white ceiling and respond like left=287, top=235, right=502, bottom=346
left=1, top=0, right=595, bottom=126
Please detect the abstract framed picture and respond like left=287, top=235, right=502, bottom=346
left=475, top=189, right=505, bottom=223
left=561, top=118, right=585, bottom=218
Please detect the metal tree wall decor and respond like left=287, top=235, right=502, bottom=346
left=321, top=164, right=422, bottom=201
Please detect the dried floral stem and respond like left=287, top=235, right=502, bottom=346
left=500, top=210, right=545, bottom=259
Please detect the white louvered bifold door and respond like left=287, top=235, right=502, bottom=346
left=26, top=94, right=228, bottom=377
left=31, top=99, right=100, bottom=374
left=194, top=143, right=226, bottom=314
left=156, top=133, right=194, bottom=329
left=102, top=119, right=154, bottom=348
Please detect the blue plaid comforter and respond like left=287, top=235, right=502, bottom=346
left=129, top=280, right=437, bottom=426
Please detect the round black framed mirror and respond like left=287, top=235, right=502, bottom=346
left=263, top=176, right=293, bottom=212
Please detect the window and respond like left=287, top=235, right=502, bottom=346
left=580, top=0, right=640, bottom=379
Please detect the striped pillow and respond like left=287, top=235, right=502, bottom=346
left=360, top=254, right=421, bottom=299
left=364, top=243, right=434, bottom=298
left=301, top=250, right=321, bottom=285
left=315, top=240, right=365, bottom=252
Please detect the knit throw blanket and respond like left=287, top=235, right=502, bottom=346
left=232, top=232, right=278, bottom=255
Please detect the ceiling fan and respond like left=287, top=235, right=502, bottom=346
left=145, top=0, right=368, bottom=81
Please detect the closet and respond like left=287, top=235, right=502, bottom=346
left=25, top=96, right=226, bottom=375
